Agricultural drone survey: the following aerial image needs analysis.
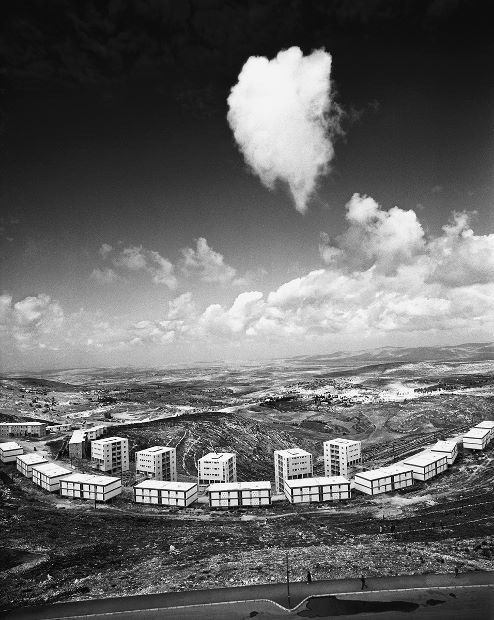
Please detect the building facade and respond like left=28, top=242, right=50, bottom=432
left=32, top=462, right=73, bottom=492
left=59, top=473, right=122, bottom=501
left=68, top=430, right=88, bottom=459
left=323, top=438, right=362, bottom=478
left=274, top=448, right=313, bottom=494
left=136, top=446, right=177, bottom=481
left=16, top=453, right=48, bottom=477
left=474, top=421, right=494, bottom=443
left=430, top=439, right=458, bottom=465
left=463, top=427, right=491, bottom=451
left=46, top=424, right=72, bottom=433
left=197, top=452, right=237, bottom=485
left=0, top=441, right=23, bottom=463
left=91, top=436, right=129, bottom=473
left=283, top=476, right=351, bottom=504
left=354, top=464, right=414, bottom=496
left=134, top=480, right=198, bottom=507
left=207, top=481, right=272, bottom=508
left=0, top=422, right=47, bottom=437
left=403, top=451, right=448, bottom=481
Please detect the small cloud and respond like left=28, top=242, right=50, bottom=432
left=431, top=185, right=443, bottom=194
left=99, top=243, right=113, bottom=259
left=90, top=268, right=121, bottom=284
left=181, top=237, right=237, bottom=284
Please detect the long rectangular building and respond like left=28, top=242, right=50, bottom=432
left=474, top=421, right=494, bottom=443
left=0, top=422, right=47, bottom=437
left=32, top=462, right=73, bottom=492
left=136, top=446, right=177, bottom=481
left=274, top=448, right=313, bottom=494
left=403, top=451, right=448, bottom=481
left=0, top=441, right=23, bottom=463
left=16, top=453, right=48, bottom=477
left=463, top=427, right=491, bottom=451
left=207, top=481, right=272, bottom=508
left=59, top=473, right=122, bottom=502
left=134, top=480, right=198, bottom=507
left=284, top=476, right=351, bottom=504
left=354, top=464, right=414, bottom=496
left=430, top=439, right=458, bottom=465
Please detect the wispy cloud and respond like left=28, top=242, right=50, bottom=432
left=180, top=237, right=237, bottom=284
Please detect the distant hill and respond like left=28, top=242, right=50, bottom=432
left=294, top=342, right=494, bottom=365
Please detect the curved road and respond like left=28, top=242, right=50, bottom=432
left=1, top=571, right=492, bottom=619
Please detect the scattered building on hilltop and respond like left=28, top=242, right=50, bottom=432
left=0, top=441, right=23, bottom=463
left=207, top=481, right=272, bottom=508
left=274, top=448, right=313, bottom=494
left=354, top=464, right=414, bottom=496
left=197, top=452, right=237, bottom=485
left=91, top=436, right=129, bottom=474
left=283, top=476, right=350, bottom=504
left=323, top=438, right=362, bottom=478
left=134, top=480, right=198, bottom=507
left=136, top=446, right=177, bottom=481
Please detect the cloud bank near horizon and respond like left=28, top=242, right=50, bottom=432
left=2, top=195, right=493, bottom=367
left=227, top=46, right=340, bottom=214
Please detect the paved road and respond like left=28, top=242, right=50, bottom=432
left=1, top=571, right=493, bottom=619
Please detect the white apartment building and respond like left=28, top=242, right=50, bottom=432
left=430, top=439, right=458, bottom=465
left=16, top=453, right=48, bottom=477
left=197, top=452, right=237, bottom=485
left=136, top=446, right=177, bottom=481
left=0, top=441, right=23, bottom=463
left=323, top=438, right=362, bottom=478
left=474, top=421, right=494, bottom=443
left=32, top=462, right=73, bottom=492
left=91, top=436, right=129, bottom=473
left=354, top=464, right=414, bottom=496
left=274, top=448, right=313, bottom=494
left=59, top=473, right=122, bottom=502
left=85, top=425, right=106, bottom=440
left=134, top=480, right=198, bottom=507
left=463, top=427, right=491, bottom=451
left=403, top=451, right=448, bottom=481
left=284, top=476, right=351, bottom=504
left=207, top=481, right=272, bottom=508
left=0, top=422, right=47, bottom=437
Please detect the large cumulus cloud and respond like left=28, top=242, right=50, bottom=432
left=227, top=46, right=340, bottom=213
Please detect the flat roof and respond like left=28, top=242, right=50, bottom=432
left=323, top=438, right=361, bottom=446
left=134, top=480, right=197, bottom=491
left=199, top=452, right=235, bottom=461
left=463, top=427, right=491, bottom=439
left=431, top=440, right=458, bottom=452
left=69, top=430, right=86, bottom=444
left=207, top=481, right=271, bottom=492
left=403, top=451, right=447, bottom=467
left=17, top=453, right=47, bottom=465
left=137, top=446, right=174, bottom=455
left=60, top=473, right=121, bottom=485
left=0, top=421, right=45, bottom=426
left=92, top=436, right=127, bottom=444
left=32, top=462, right=72, bottom=477
left=274, top=448, right=311, bottom=458
left=475, top=421, right=494, bottom=430
left=355, top=464, right=413, bottom=481
left=87, top=425, right=106, bottom=431
left=0, top=441, right=22, bottom=451
left=285, top=476, right=349, bottom=488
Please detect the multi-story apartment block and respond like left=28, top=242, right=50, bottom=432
left=91, top=436, right=129, bottom=474
left=197, top=452, right=236, bottom=485
left=136, top=446, right=177, bottom=481
left=323, top=438, right=362, bottom=478
left=16, top=453, right=48, bottom=477
left=274, top=448, right=313, bottom=494
left=134, top=480, right=198, bottom=507
left=0, top=441, right=23, bottom=463
left=283, top=476, right=351, bottom=504
left=207, top=481, right=272, bottom=508
left=0, top=422, right=46, bottom=437
left=32, top=462, right=73, bottom=492
left=354, top=464, right=414, bottom=496
left=59, top=473, right=122, bottom=502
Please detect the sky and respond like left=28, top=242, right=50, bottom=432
left=0, top=0, right=493, bottom=371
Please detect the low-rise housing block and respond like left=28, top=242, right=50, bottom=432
left=283, top=476, right=351, bottom=504
left=463, top=427, right=491, bottom=451
left=134, top=480, right=198, bottom=507
left=474, top=421, right=494, bottom=443
left=430, top=439, right=458, bottom=465
left=403, top=451, right=448, bottom=481
left=0, top=441, right=23, bottom=463
left=59, top=473, right=122, bottom=501
left=354, top=464, right=414, bottom=496
left=207, top=481, right=272, bottom=508
left=0, top=422, right=46, bottom=437
left=32, top=462, right=73, bottom=492
left=16, top=453, right=48, bottom=477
